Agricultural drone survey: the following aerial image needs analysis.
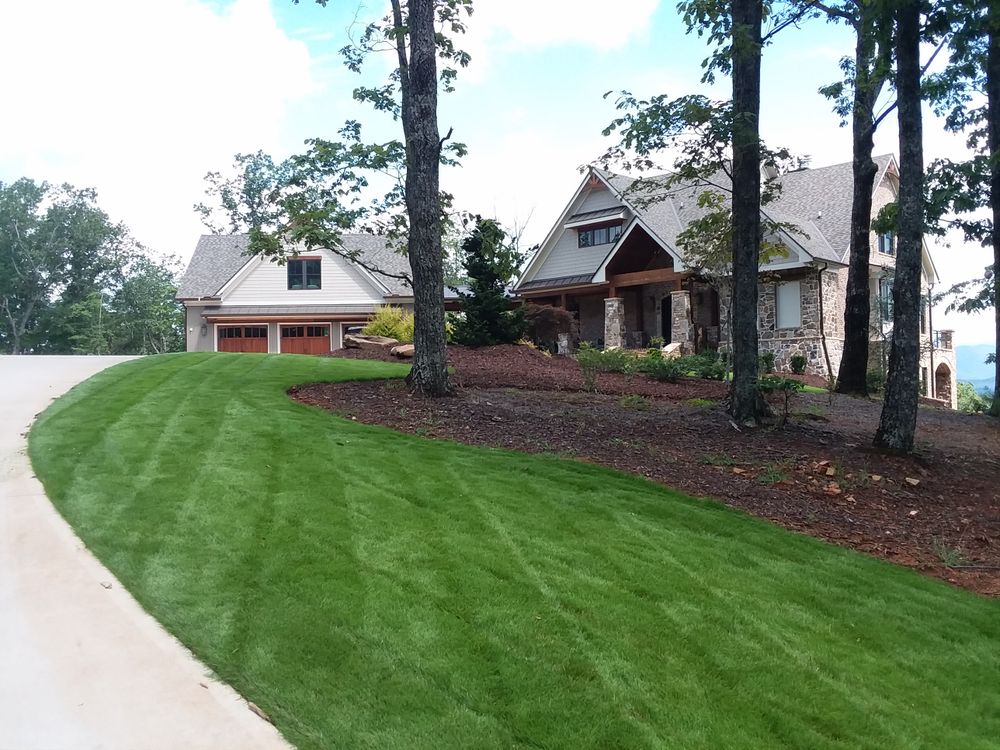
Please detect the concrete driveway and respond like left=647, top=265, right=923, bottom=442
left=0, top=356, right=291, bottom=750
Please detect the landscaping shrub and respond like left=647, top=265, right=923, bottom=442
left=759, top=375, right=805, bottom=425
left=759, top=351, right=775, bottom=374
left=866, top=368, right=886, bottom=393
left=790, top=353, right=808, bottom=374
left=576, top=343, right=637, bottom=373
left=450, top=218, right=526, bottom=347
left=681, top=352, right=728, bottom=380
left=636, top=349, right=684, bottom=381
left=523, top=303, right=573, bottom=352
left=362, top=305, right=414, bottom=343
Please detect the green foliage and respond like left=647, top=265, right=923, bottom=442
left=0, top=177, right=182, bottom=354
left=686, top=398, right=717, bottom=407
left=932, top=539, right=966, bottom=568
left=576, top=342, right=637, bottom=374
left=759, top=375, right=805, bottom=425
left=759, top=350, right=776, bottom=374
left=957, top=381, right=991, bottom=414
left=450, top=218, right=526, bottom=347
left=362, top=305, right=414, bottom=343
left=757, top=464, right=787, bottom=486
left=637, top=351, right=685, bottom=381
left=618, top=394, right=652, bottom=410
left=866, top=368, right=887, bottom=394
left=790, top=353, right=808, bottom=374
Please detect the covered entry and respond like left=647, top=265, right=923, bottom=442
left=280, top=324, right=332, bottom=355
left=217, top=325, right=268, bottom=353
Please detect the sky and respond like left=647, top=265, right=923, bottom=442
left=0, top=0, right=993, bottom=346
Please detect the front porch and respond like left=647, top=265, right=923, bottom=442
left=520, top=221, right=721, bottom=351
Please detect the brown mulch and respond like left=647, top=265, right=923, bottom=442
left=308, top=345, right=1000, bottom=596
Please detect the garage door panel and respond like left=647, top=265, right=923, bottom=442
left=280, top=325, right=331, bottom=355
left=217, top=326, right=268, bottom=353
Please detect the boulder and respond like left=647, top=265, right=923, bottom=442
left=390, top=344, right=415, bottom=359
left=662, top=342, right=684, bottom=359
left=344, top=334, right=399, bottom=352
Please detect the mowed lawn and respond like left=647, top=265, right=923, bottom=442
left=30, top=353, right=1000, bottom=750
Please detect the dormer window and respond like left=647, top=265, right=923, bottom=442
left=877, top=233, right=895, bottom=256
left=578, top=224, right=622, bottom=248
left=287, top=258, right=321, bottom=290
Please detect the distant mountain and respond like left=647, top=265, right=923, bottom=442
left=956, top=344, right=995, bottom=382
left=965, top=378, right=996, bottom=397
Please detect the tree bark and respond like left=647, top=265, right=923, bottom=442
left=987, top=1, right=1000, bottom=416
left=399, top=0, right=451, bottom=396
left=874, top=0, right=923, bottom=453
left=729, top=0, right=767, bottom=423
left=837, top=9, right=889, bottom=395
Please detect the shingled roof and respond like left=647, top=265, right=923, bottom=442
left=522, top=155, right=897, bottom=289
left=176, top=234, right=413, bottom=299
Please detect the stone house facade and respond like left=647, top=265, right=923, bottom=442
left=515, top=156, right=957, bottom=407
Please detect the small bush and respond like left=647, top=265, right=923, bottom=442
left=790, top=353, right=808, bottom=374
left=681, top=353, right=727, bottom=380
left=523, top=303, right=573, bottom=352
left=362, top=305, right=414, bottom=343
left=576, top=343, right=637, bottom=374
left=619, top=394, right=652, bottom=410
left=649, top=335, right=665, bottom=348
left=759, top=351, right=775, bottom=374
left=638, top=355, right=685, bottom=381
left=759, top=375, right=805, bottom=425
left=866, top=369, right=886, bottom=394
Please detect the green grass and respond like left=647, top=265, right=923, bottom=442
left=30, top=353, right=1000, bottom=750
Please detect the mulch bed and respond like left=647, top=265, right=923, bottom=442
left=309, top=345, right=1000, bottom=596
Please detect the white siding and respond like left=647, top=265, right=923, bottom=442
left=222, top=249, right=384, bottom=305
left=535, top=230, right=614, bottom=278
left=776, top=281, right=802, bottom=329
left=578, top=185, right=622, bottom=213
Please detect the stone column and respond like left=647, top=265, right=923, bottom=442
left=670, top=290, right=694, bottom=350
left=604, top=297, right=625, bottom=349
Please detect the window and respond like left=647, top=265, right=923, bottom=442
left=282, top=326, right=305, bottom=338
left=219, top=326, right=242, bottom=339
left=287, top=258, right=322, bottom=290
left=879, top=276, right=894, bottom=319
left=877, top=233, right=895, bottom=256
left=307, top=326, right=329, bottom=338
left=775, top=281, right=801, bottom=329
left=578, top=224, right=622, bottom=248
left=919, top=299, right=927, bottom=335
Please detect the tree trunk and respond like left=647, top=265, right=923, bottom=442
left=874, top=0, right=923, bottom=453
left=987, top=1, right=1000, bottom=416
left=399, top=0, right=451, bottom=396
left=729, top=0, right=767, bottom=424
left=837, top=13, right=887, bottom=395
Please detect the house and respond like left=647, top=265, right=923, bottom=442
left=176, top=234, right=449, bottom=354
left=515, top=156, right=958, bottom=408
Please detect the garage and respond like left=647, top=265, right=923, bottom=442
left=217, top=325, right=268, bottom=353
left=280, top=324, right=332, bottom=355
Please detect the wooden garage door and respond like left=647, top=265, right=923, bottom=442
left=217, top=326, right=268, bottom=353
left=280, top=325, right=331, bottom=355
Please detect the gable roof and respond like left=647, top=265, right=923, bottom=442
left=177, top=234, right=413, bottom=300
left=519, top=155, right=901, bottom=289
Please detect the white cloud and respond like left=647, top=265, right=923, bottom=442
left=461, top=0, right=660, bottom=82
left=0, top=0, right=315, bottom=261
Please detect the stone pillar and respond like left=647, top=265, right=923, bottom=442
left=556, top=333, right=570, bottom=355
left=604, top=297, right=625, bottom=349
left=670, top=290, right=694, bottom=351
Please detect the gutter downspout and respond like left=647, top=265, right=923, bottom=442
left=816, top=262, right=834, bottom=382
left=928, top=282, right=935, bottom=399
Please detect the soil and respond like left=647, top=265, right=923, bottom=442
left=303, top=344, right=1000, bottom=596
